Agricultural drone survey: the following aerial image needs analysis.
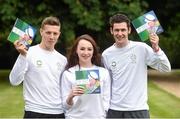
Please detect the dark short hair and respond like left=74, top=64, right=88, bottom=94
left=109, top=13, right=131, bottom=28
left=41, top=16, right=61, bottom=29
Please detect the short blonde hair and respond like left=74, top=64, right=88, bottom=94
left=41, top=16, right=61, bottom=29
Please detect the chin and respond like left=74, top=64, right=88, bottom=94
left=116, top=40, right=123, bottom=45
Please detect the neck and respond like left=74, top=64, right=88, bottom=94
left=39, top=43, right=54, bottom=51
left=115, top=40, right=130, bottom=48
left=79, top=62, right=93, bottom=68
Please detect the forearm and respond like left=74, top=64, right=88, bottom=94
left=103, top=71, right=111, bottom=111
left=9, top=55, right=28, bottom=85
left=62, top=93, right=74, bottom=110
left=149, top=49, right=171, bottom=72
left=66, top=93, right=74, bottom=106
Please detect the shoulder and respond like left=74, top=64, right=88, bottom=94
left=63, top=66, right=76, bottom=75
left=130, top=40, right=145, bottom=46
left=27, top=45, right=40, bottom=55
left=102, top=45, right=115, bottom=56
left=93, top=66, right=110, bottom=81
left=130, top=40, right=149, bottom=49
left=62, top=67, right=76, bottom=81
left=94, top=65, right=109, bottom=73
left=28, top=45, right=39, bottom=51
left=54, top=50, right=67, bottom=62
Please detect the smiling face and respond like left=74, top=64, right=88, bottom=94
left=76, top=39, right=94, bottom=67
left=109, top=13, right=131, bottom=48
left=110, top=22, right=131, bottom=48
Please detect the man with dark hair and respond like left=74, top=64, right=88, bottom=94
left=102, top=13, right=171, bottom=118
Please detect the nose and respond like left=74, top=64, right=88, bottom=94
left=49, top=33, right=54, bottom=38
left=84, top=50, right=89, bottom=54
left=117, top=30, right=123, bottom=35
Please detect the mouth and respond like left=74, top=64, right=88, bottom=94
left=82, top=55, right=91, bottom=60
left=48, top=40, right=55, bottom=43
left=117, top=35, right=126, bottom=41
left=83, top=56, right=89, bottom=59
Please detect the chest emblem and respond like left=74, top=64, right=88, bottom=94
left=36, top=60, right=42, bottom=67
left=111, top=61, right=116, bottom=67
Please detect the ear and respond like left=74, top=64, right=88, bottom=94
left=110, top=27, right=113, bottom=34
left=40, top=28, right=43, bottom=36
left=128, top=27, right=131, bottom=34
left=58, top=31, right=61, bottom=38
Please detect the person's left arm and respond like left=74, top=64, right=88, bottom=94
left=146, top=33, right=171, bottom=72
left=102, top=69, right=111, bottom=113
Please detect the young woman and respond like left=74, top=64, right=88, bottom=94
left=61, top=34, right=111, bottom=119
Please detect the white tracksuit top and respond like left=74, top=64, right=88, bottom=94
left=102, top=41, right=171, bottom=111
left=9, top=45, right=67, bottom=114
left=61, top=65, right=111, bottom=119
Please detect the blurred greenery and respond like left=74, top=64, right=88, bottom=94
left=149, top=81, right=180, bottom=118
left=0, top=1, right=179, bottom=116
left=0, top=0, right=179, bottom=68
left=0, top=70, right=24, bottom=118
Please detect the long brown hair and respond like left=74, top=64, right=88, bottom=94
left=66, top=34, right=101, bottom=70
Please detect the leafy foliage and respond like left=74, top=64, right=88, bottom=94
left=0, top=0, right=179, bottom=68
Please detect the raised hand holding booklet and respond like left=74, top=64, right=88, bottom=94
left=75, top=69, right=100, bottom=94
left=8, top=18, right=37, bottom=48
left=132, top=10, right=163, bottom=41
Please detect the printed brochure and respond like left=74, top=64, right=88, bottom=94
left=8, top=18, right=37, bottom=47
left=132, top=10, right=163, bottom=41
left=75, top=69, right=100, bottom=94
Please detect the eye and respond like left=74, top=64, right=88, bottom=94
left=53, top=32, right=58, bottom=36
left=88, top=48, right=93, bottom=51
left=80, top=47, right=85, bottom=50
left=114, top=29, right=120, bottom=32
left=46, top=31, right=51, bottom=35
left=121, top=29, right=126, bottom=32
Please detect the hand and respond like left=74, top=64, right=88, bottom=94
left=14, top=38, right=28, bottom=56
left=149, top=33, right=160, bottom=52
left=71, top=86, right=84, bottom=97
left=66, top=86, right=84, bottom=105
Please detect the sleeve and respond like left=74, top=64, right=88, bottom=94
left=101, top=53, right=109, bottom=70
left=102, top=53, right=113, bottom=83
left=9, top=54, right=29, bottom=86
left=102, top=69, right=111, bottom=112
left=61, top=71, right=73, bottom=110
left=145, top=44, right=171, bottom=72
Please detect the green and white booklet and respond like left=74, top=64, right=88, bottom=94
left=132, top=10, right=163, bottom=41
left=75, top=69, right=100, bottom=94
left=7, top=18, right=37, bottom=48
